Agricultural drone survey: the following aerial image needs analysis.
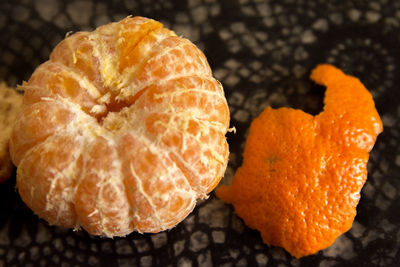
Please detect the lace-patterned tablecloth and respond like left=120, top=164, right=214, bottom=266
left=1, top=0, right=400, bottom=266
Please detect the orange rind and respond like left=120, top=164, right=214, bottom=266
left=216, top=64, right=382, bottom=258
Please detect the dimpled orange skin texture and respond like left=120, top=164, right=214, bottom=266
left=216, top=64, right=382, bottom=258
left=9, top=16, right=230, bottom=237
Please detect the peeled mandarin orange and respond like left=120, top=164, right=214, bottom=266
left=216, top=64, right=382, bottom=258
left=10, top=16, right=230, bottom=237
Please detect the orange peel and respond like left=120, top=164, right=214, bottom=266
left=216, top=64, right=382, bottom=258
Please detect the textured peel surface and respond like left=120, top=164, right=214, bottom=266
left=216, top=64, right=382, bottom=258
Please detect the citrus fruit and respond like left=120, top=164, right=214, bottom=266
left=10, top=16, right=230, bottom=237
left=0, top=83, right=23, bottom=183
left=216, top=64, right=382, bottom=258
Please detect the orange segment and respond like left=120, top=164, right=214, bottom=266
left=134, top=37, right=211, bottom=87
left=118, top=132, right=196, bottom=232
left=17, top=134, right=81, bottom=228
left=117, top=17, right=163, bottom=71
left=50, top=32, right=103, bottom=91
left=9, top=101, right=75, bottom=165
left=27, top=61, right=99, bottom=113
left=216, top=64, right=382, bottom=258
left=74, top=136, right=132, bottom=236
left=133, top=76, right=229, bottom=193
left=142, top=76, right=230, bottom=127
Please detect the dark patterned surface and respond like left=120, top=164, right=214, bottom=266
left=1, top=0, right=399, bottom=266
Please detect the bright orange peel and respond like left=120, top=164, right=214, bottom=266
left=216, top=64, right=383, bottom=258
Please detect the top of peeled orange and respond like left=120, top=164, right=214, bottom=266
left=216, top=64, right=382, bottom=258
